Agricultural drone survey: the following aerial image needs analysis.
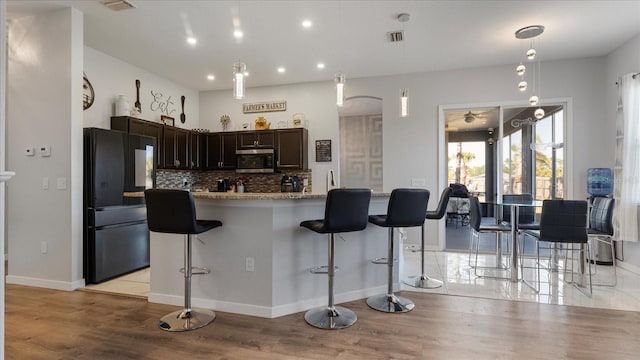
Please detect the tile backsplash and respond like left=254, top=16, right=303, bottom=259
left=157, top=169, right=312, bottom=193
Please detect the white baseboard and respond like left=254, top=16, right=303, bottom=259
left=6, top=275, right=85, bottom=291
left=149, top=284, right=388, bottom=319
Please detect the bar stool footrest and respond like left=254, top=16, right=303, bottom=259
left=310, top=265, right=339, bottom=274
left=371, top=257, right=397, bottom=265
left=179, top=267, right=211, bottom=275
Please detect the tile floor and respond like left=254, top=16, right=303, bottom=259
left=82, top=267, right=150, bottom=298
left=400, top=249, right=640, bottom=312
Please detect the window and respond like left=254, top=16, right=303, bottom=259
left=533, top=110, right=564, bottom=199
left=448, top=141, right=486, bottom=200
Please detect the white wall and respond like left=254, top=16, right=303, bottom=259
left=6, top=8, right=84, bottom=289
left=605, top=33, right=640, bottom=268
left=5, top=11, right=203, bottom=291
left=200, top=57, right=608, bottom=247
left=83, top=46, right=200, bottom=130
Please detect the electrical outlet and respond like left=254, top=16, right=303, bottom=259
left=56, top=177, right=67, bottom=190
left=245, top=256, right=255, bottom=272
left=40, top=241, right=48, bottom=254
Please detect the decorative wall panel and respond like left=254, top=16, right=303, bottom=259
left=339, top=114, right=383, bottom=191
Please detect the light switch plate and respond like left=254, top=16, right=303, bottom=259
left=411, top=178, right=426, bottom=187
left=42, top=177, right=49, bottom=190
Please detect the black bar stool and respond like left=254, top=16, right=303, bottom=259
left=403, top=186, right=451, bottom=289
left=300, top=188, right=372, bottom=330
left=144, top=189, right=222, bottom=332
left=367, top=188, right=430, bottom=313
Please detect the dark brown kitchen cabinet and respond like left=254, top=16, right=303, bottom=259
left=163, top=126, right=190, bottom=169
left=238, top=130, right=274, bottom=148
left=189, top=132, right=204, bottom=170
left=111, top=116, right=163, bottom=168
left=275, top=128, right=308, bottom=170
left=205, top=132, right=237, bottom=170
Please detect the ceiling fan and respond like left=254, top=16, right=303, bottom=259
left=462, top=111, right=489, bottom=123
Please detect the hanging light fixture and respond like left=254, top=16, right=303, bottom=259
left=232, top=61, right=246, bottom=99
left=398, top=12, right=410, bottom=118
left=335, top=73, right=345, bottom=107
left=400, top=89, right=409, bottom=117
left=515, top=25, right=545, bottom=120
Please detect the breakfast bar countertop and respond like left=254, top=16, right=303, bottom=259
left=124, top=190, right=390, bottom=200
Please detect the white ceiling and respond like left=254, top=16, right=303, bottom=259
left=6, top=0, right=640, bottom=93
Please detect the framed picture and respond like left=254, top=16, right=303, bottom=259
left=315, top=139, right=332, bottom=162
left=161, top=115, right=174, bottom=126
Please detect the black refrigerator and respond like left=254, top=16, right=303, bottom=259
left=83, top=128, right=156, bottom=284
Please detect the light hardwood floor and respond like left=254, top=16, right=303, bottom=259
left=5, top=284, right=640, bottom=359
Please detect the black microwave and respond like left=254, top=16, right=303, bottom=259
left=236, top=148, right=275, bottom=173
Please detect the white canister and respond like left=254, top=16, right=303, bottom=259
left=115, top=95, right=130, bottom=116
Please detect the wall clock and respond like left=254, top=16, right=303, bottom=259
left=83, top=72, right=94, bottom=110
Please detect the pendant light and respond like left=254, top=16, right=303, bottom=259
left=335, top=73, right=345, bottom=107
left=515, top=25, right=545, bottom=120
left=233, top=61, right=246, bottom=99
left=400, top=89, right=409, bottom=117
left=335, top=1, right=345, bottom=107
left=398, top=12, right=411, bottom=118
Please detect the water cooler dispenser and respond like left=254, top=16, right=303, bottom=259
left=587, top=168, right=614, bottom=264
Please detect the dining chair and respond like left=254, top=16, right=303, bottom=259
left=587, top=197, right=616, bottom=286
left=502, top=194, right=539, bottom=231
left=521, top=199, right=591, bottom=296
left=468, top=196, right=512, bottom=279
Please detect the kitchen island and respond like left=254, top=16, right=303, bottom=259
left=129, top=191, right=395, bottom=318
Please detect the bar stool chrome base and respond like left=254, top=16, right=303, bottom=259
left=366, top=293, right=415, bottom=313
left=304, top=306, right=357, bottom=330
left=402, top=274, right=444, bottom=289
left=159, top=308, right=216, bottom=332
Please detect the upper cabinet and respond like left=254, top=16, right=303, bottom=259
left=276, top=128, right=308, bottom=170
left=238, top=130, right=275, bottom=148
left=163, top=126, right=191, bottom=169
left=111, top=116, right=163, bottom=168
left=190, top=132, right=204, bottom=170
left=205, top=132, right=237, bottom=170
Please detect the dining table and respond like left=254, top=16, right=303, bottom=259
left=482, top=199, right=543, bottom=282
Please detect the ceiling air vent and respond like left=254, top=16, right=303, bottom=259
left=388, top=31, right=404, bottom=42
left=102, top=0, right=136, bottom=11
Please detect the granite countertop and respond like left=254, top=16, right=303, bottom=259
left=124, top=190, right=390, bottom=200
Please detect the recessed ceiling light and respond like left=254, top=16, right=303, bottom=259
left=234, top=30, right=244, bottom=39
left=302, top=19, right=312, bottom=28
left=207, top=74, right=215, bottom=81
left=317, top=63, right=325, bottom=69
left=277, top=67, right=286, bottom=73
left=187, top=37, right=197, bottom=45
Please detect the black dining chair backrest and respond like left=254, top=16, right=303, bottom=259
left=589, top=197, right=615, bottom=235
left=322, top=188, right=372, bottom=233
left=539, top=199, right=588, bottom=244
left=502, top=193, right=536, bottom=224
left=468, top=196, right=482, bottom=232
left=426, top=187, right=453, bottom=220
left=382, top=188, right=430, bottom=227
